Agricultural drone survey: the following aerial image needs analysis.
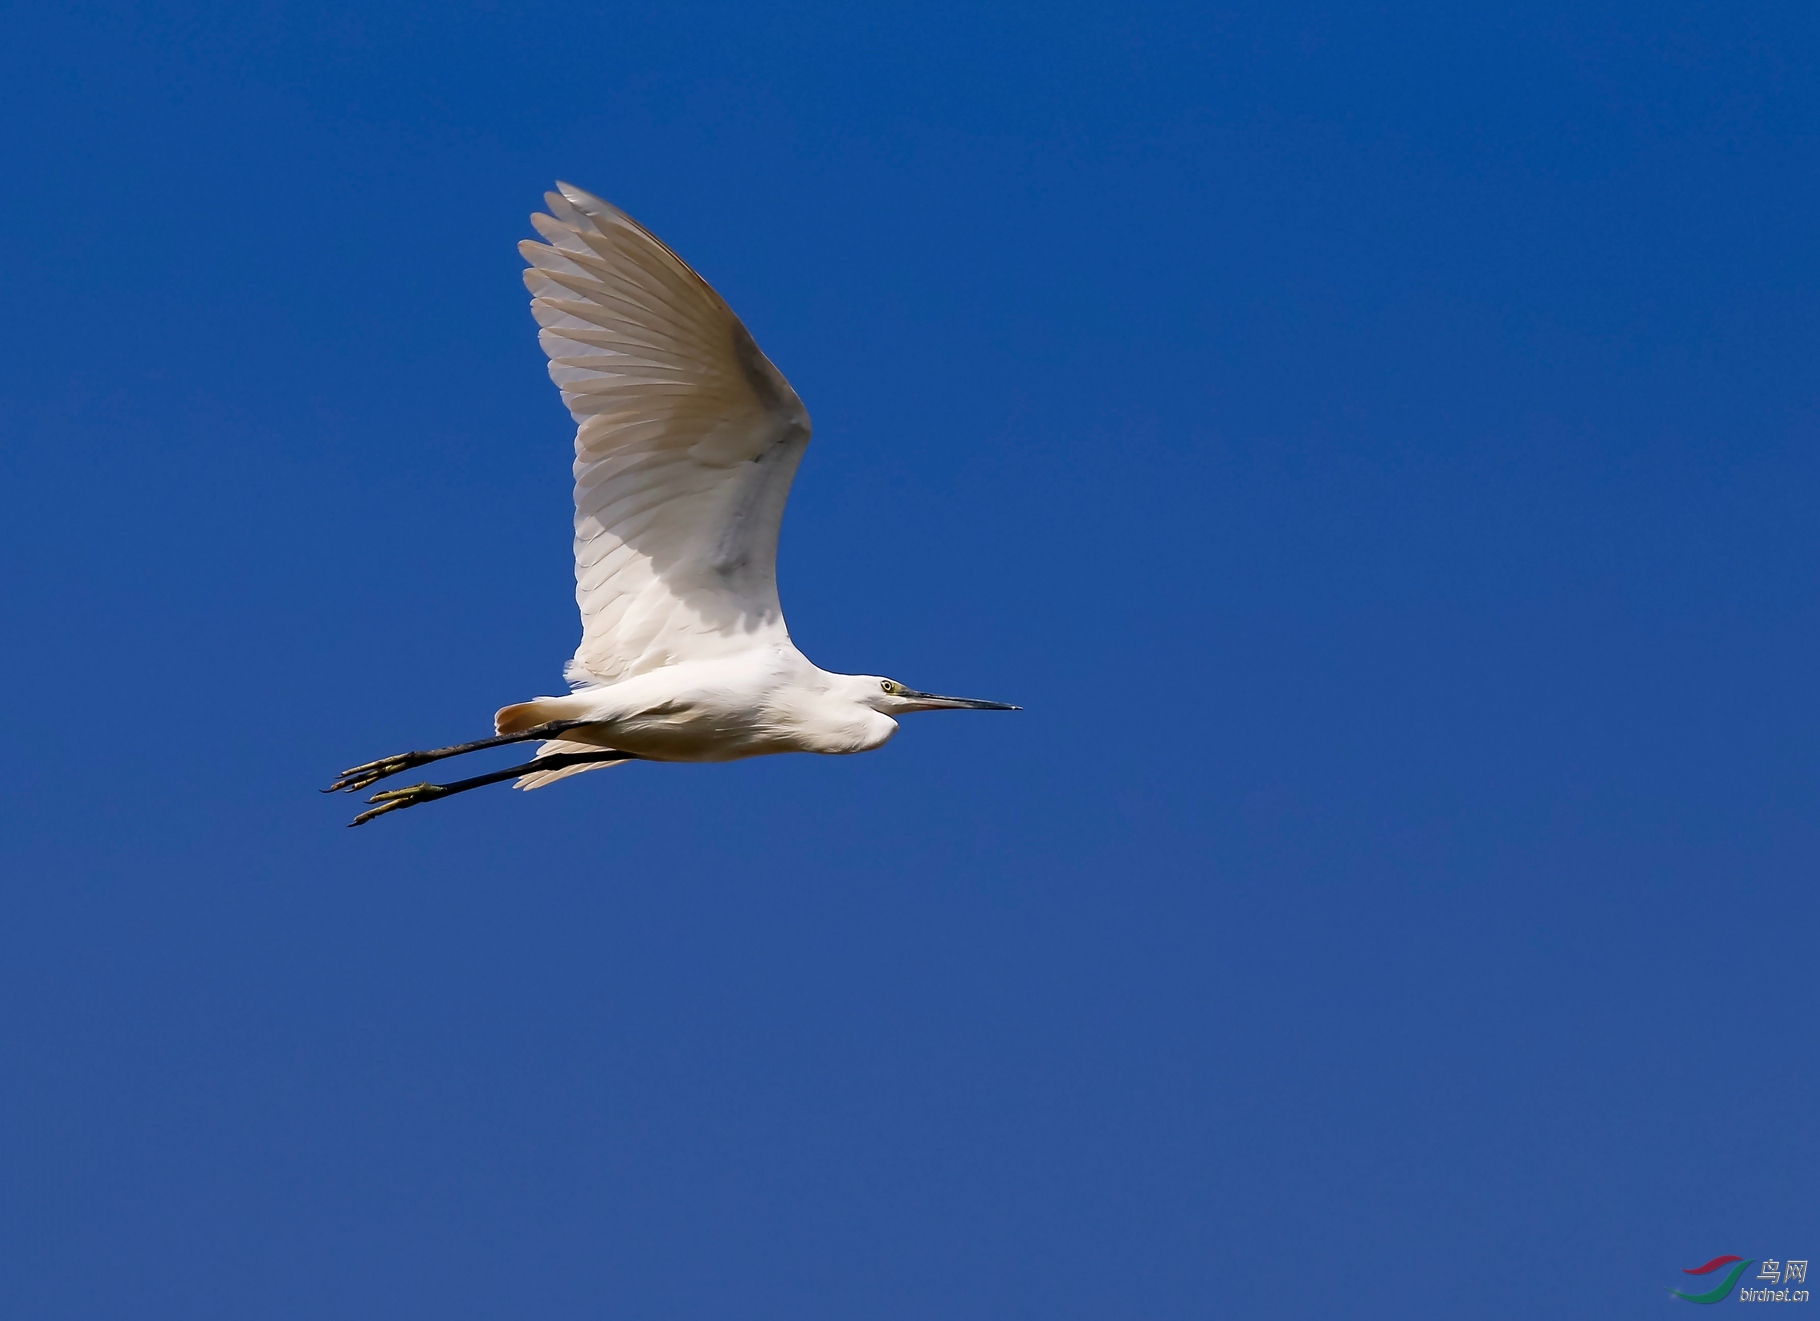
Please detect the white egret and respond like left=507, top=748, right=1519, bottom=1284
left=330, top=182, right=1016, bottom=825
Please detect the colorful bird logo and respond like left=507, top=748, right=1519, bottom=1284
left=1669, top=1256, right=1753, bottom=1304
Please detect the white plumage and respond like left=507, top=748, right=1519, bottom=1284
left=330, top=182, right=1014, bottom=825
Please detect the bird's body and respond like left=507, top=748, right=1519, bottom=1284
left=330, top=182, right=1014, bottom=823
left=495, top=651, right=900, bottom=766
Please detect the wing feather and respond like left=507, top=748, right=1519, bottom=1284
left=521, top=183, right=811, bottom=686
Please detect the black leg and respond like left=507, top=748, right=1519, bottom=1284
left=325, top=720, right=599, bottom=794
left=347, top=749, right=641, bottom=827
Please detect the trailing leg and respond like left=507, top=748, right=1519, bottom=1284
left=325, top=720, right=598, bottom=794
left=347, top=749, right=639, bottom=826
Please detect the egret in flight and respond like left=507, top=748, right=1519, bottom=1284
left=329, top=183, right=1016, bottom=825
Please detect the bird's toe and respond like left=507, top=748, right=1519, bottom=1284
left=325, top=754, right=413, bottom=794
left=346, top=781, right=448, bottom=827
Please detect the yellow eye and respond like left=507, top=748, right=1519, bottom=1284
left=881, top=680, right=898, bottom=695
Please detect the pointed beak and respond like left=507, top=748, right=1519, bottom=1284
left=898, top=690, right=1021, bottom=712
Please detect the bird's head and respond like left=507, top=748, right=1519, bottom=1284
left=858, top=675, right=1021, bottom=715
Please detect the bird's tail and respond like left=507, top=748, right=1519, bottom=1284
left=494, top=697, right=572, bottom=734
left=493, top=696, right=624, bottom=790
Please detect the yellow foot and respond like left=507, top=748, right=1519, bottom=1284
left=348, top=781, right=450, bottom=827
left=325, top=753, right=422, bottom=795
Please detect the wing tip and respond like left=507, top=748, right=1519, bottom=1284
left=554, top=180, right=625, bottom=224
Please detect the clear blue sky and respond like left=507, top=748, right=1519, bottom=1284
left=2, top=3, right=1815, bottom=1317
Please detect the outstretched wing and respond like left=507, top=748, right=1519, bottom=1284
left=521, top=182, right=811, bottom=687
